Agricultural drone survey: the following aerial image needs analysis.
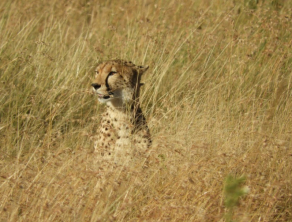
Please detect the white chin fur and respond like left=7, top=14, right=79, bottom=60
left=97, top=88, right=133, bottom=104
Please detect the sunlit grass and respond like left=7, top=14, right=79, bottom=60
left=1, top=0, right=292, bottom=221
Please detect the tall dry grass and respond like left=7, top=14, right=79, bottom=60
left=1, top=0, right=292, bottom=221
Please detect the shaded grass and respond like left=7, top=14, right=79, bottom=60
left=1, top=0, right=292, bottom=221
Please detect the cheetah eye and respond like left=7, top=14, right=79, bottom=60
left=95, top=71, right=99, bottom=75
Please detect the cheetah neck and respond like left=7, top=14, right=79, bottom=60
left=107, top=96, right=141, bottom=118
left=106, top=86, right=145, bottom=129
left=106, top=86, right=141, bottom=112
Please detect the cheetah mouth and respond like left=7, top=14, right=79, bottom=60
left=97, top=92, right=114, bottom=100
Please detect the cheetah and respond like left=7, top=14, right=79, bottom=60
left=91, top=59, right=151, bottom=164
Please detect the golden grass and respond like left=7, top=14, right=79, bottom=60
left=1, top=0, right=292, bottom=221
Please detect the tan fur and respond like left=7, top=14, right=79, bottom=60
left=92, top=59, right=151, bottom=164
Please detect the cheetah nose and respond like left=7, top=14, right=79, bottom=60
left=91, top=83, right=101, bottom=90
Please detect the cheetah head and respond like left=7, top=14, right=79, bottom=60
left=92, top=60, right=149, bottom=104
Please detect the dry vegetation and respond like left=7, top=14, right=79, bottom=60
left=1, top=0, right=292, bottom=221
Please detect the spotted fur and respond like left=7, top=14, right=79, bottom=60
left=92, top=59, right=151, bottom=164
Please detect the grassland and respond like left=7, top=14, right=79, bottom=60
left=1, top=0, right=292, bottom=221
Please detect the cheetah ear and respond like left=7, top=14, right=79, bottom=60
left=136, top=65, right=149, bottom=75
